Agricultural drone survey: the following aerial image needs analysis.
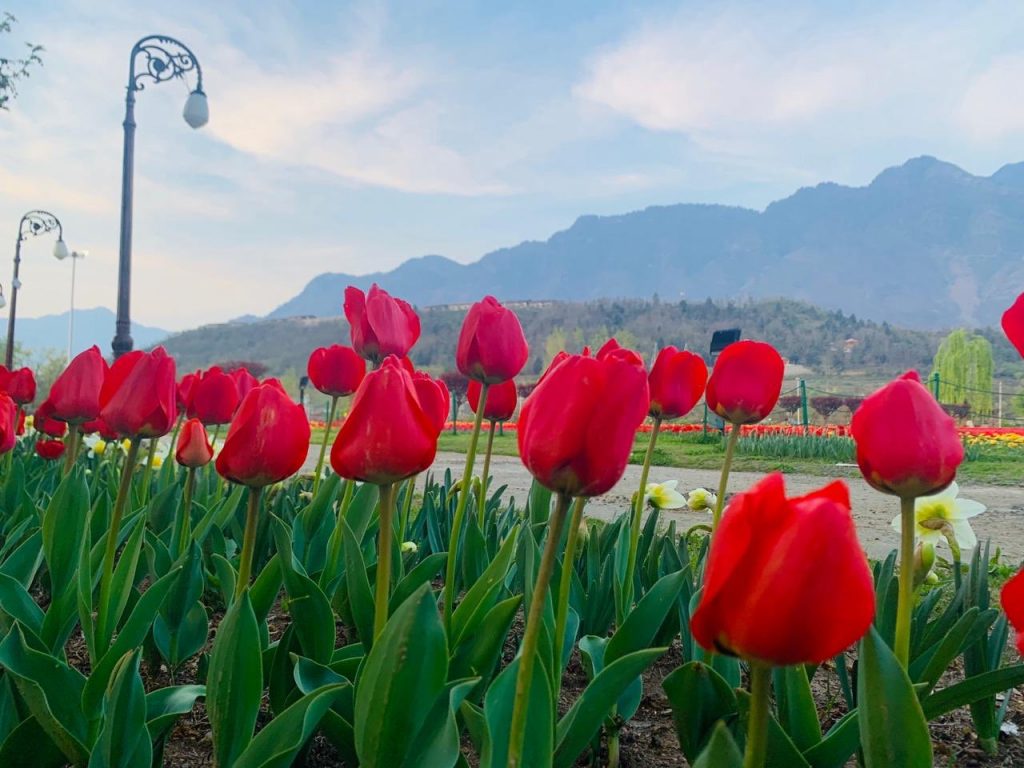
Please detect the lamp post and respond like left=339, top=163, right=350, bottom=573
left=56, top=250, right=86, bottom=361
left=113, top=35, right=208, bottom=359
left=7, top=211, right=68, bottom=368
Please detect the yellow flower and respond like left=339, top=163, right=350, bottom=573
left=93, top=439, right=107, bottom=456
left=686, top=488, right=718, bottom=512
left=152, top=454, right=164, bottom=470
left=401, top=541, right=418, bottom=554
left=645, top=480, right=686, bottom=510
left=24, top=415, right=34, bottom=431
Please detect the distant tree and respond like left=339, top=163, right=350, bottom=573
left=932, top=329, right=993, bottom=416
left=843, top=397, right=864, bottom=414
left=544, top=328, right=567, bottom=365
left=1, top=13, right=43, bottom=111
left=810, top=396, right=844, bottom=424
left=942, top=402, right=971, bottom=422
left=778, top=395, right=802, bottom=414
left=439, top=371, right=468, bottom=434
left=216, top=359, right=269, bottom=378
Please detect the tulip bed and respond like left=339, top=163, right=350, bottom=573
left=1, top=286, right=1024, bottom=768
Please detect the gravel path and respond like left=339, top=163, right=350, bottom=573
left=306, top=448, right=1024, bottom=562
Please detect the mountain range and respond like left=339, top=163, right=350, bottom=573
left=269, top=156, right=1024, bottom=330
left=7, top=307, right=169, bottom=359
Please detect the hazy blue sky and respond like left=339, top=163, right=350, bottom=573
left=2, top=0, right=1023, bottom=330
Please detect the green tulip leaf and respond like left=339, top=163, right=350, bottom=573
left=774, top=664, right=822, bottom=751
left=233, top=684, right=345, bottom=768
left=0, top=713, right=67, bottom=768
left=146, top=685, right=206, bottom=743
left=342, top=519, right=375, bottom=645
left=389, top=552, right=446, bottom=612
left=451, top=524, right=520, bottom=646
left=402, top=679, right=478, bottom=768
left=692, top=721, right=743, bottom=768
left=857, top=625, right=932, bottom=768
left=922, top=663, right=1024, bottom=720
left=87, top=650, right=152, bottom=768
left=802, top=710, right=859, bottom=768
left=661, top=661, right=738, bottom=764
left=449, top=594, right=522, bottom=691
left=481, top=653, right=553, bottom=768
left=41, top=469, right=88, bottom=596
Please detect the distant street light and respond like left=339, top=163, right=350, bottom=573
left=56, top=249, right=86, bottom=362
left=6, top=210, right=67, bottom=368
left=113, top=35, right=208, bottom=359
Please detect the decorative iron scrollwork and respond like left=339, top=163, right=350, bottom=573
left=18, top=210, right=62, bottom=242
left=129, top=35, right=204, bottom=93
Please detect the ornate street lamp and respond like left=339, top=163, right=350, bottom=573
left=6, top=210, right=67, bottom=368
left=113, top=35, right=208, bottom=359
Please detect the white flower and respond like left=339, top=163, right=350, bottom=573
left=401, top=541, right=418, bottom=554
left=645, top=480, right=687, bottom=510
left=686, top=487, right=718, bottom=512
left=891, top=482, right=985, bottom=552
left=82, top=434, right=107, bottom=458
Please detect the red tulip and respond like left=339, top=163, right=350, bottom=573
left=47, top=345, right=108, bottom=424
left=467, top=378, right=518, bottom=422
left=691, top=473, right=875, bottom=665
left=231, top=368, right=259, bottom=401
left=34, top=402, right=68, bottom=438
left=16, top=409, right=25, bottom=436
left=215, top=380, right=310, bottom=487
left=344, top=284, right=421, bottom=363
left=99, top=351, right=144, bottom=412
left=851, top=371, right=964, bottom=498
left=456, top=296, right=529, bottom=384
left=307, top=345, right=366, bottom=397
left=1001, top=569, right=1024, bottom=655
left=705, top=340, right=784, bottom=425
left=518, top=340, right=648, bottom=497
left=648, top=347, right=707, bottom=420
left=0, top=365, right=9, bottom=392
left=3, top=367, right=36, bottom=405
left=1003, top=292, right=1024, bottom=359
left=331, top=355, right=440, bottom=484
left=100, top=347, right=178, bottom=439
left=178, top=371, right=200, bottom=411
left=35, top=439, right=66, bottom=461
left=176, top=418, right=214, bottom=468
left=191, top=367, right=241, bottom=425
left=0, top=393, right=17, bottom=454
left=412, top=371, right=450, bottom=433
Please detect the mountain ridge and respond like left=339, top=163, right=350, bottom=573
left=268, top=155, right=1024, bottom=330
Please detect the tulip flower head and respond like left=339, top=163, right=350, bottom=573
left=344, top=284, right=421, bottom=364
left=644, top=480, right=686, bottom=510
left=890, top=481, right=984, bottom=553
left=0, top=392, right=17, bottom=454
left=648, top=346, right=708, bottom=420
left=176, top=418, right=215, bottom=468
left=467, top=378, right=518, bottom=422
left=705, top=340, right=785, bottom=425
left=190, top=366, right=241, bottom=426
left=3, top=367, right=36, bottom=405
left=851, top=371, right=964, bottom=499
left=331, top=355, right=442, bottom=484
left=231, top=367, right=259, bottom=401
left=35, top=439, right=66, bottom=460
left=412, top=371, right=450, bottom=433
left=1001, top=568, right=1024, bottom=655
left=456, top=296, right=530, bottom=384
left=99, top=347, right=178, bottom=439
left=307, top=345, right=366, bottom=397
left=691, top=473, right=875, bottom=665
left=518, top=340, right=649, bottom=497
left=215, top=380, right=310, bottom=487
left=1003, top=292, right=1024, bottom=359
left=46, top=345, right=108, bottom=424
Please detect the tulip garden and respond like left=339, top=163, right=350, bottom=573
left=0, top=284, right=1022, bottom=767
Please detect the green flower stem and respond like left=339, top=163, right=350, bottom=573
left=477, top=419, right=497, bottom=528
left=234, top=486, right=262, bottom=602
left=553, top=496, right=586, bottom=697
left=399, top=474, right=417, bottom=542
left=621, top=415, right=661, bottom=623
left=374, top=482, right=397, bottom=639
left=97, top=437, right=141, bottom=646
left=507, top=492, right=570, bottom=768
left=894, top=495, right=917, bottom=668
left=443, top=382, right=489, bottom=626
left=139, top=438, right=158, bottom=502
left=711, top=424, right=741, bottom=534
left=164, top=413, right=183, bottom=463
left=312, top=395, right=338, bottom=498
left=62, top=425, right=80, bottom=476
left=177, top=466, right=197, bottom=558
left=743, top=663, right=772, bottom=768
left=320, top=478, right=356, bottom=592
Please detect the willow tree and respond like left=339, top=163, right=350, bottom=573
left=932, top=329, right=993, bottom=417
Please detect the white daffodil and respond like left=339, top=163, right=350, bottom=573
left=645, top=480, right=687, bottom=510
left=891, top=482, right=985, bottom=553
left=687, top=487, right=718, bottom=512
left=401, top=541, right=418, bottom=554
left=82, top=434, right=107, bottom=459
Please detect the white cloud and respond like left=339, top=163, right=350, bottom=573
left=958, top=53, right=1024, bottom=140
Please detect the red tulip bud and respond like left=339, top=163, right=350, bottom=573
left=344, top=284, right=421, bottom=363
left=518, top=340, right=648, bottom=497
left=648, top=346, right=708, bottom=420
left=215, top=380, right=310, bottom=487
left=4, top=367, right=36, bottom=405
left=307, top=345, right=366, bottom=397
left=851, top=371, right=963, bottom=498
left=100, top=347, right=178, bottom=439
left=47, top=345, right=108, bottom=424
left=691, top=474, right=875, bottom=665
left=705, top=340, right=784, bottom=425
left=0, top=393, right=17, bottom=454
left=178, top=371, right=200, bottom=411
left=456, top=296, right=529, bottom=384
left=35, top=401, right=68, bottom=438
left=176, top=418, right=214, bottom=468
left=35, top=439, right=66, bottom=461
left=331, top=355, right=440, bottom=484
left=467, top=378, right=518, bottom=422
